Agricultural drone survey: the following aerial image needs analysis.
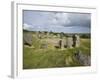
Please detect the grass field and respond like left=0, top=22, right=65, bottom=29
left=23, top=32, right=91, bottom=69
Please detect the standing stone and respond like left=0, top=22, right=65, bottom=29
left=23, top=33, right=33, bottom=46
left=75, top=35, right=80, bottom=47
left=74, top=50, right=90, bottom=66
left=59, top=40, right=62, bottom=49
left=72, top=34, right=80, bottom=47
left=61, top=39, right=65, bottom=49
left=72, top=34, right=77, bottom=47
left=37, top=31, right=41, bottom=39
left=67, top=37, right=73, bottom=48
left=63, top=39, right=67, bottom=48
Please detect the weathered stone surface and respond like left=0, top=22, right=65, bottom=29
left=72, top=34, right=80, bottom=47
left=74, top=50, right=90, bottom=66
left=75, top=35, right=80, bottom=47
left=72, top=35, right=77, bottom=47
left=59, top=40, right=62, bottom=48
left=54, top=40, right=62, bottom=49
left=62, top=39, right=67, bottom=49
left=23, top=33, right=33, bottom=46
left=67, top=37, right=73, bottom=48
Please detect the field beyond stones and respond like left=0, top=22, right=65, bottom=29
left=23, top=30, right=91, bottom=69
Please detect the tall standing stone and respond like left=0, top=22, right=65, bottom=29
left=23, top=33, right=33, bottom=46
left=75, top=35, right=80, bottom=47
left=72, top=34, right=80, bottom=47
left=67, top=37, right=73, bottom=48
left=61, top=39, right=65, bottom=49
left=59, top=40, right=62, bottom=49
left=72, top=34, right=77, bottom=47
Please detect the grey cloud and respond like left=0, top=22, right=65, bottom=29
left=62, top=13, right=91, bottom=27
left=46, top=12, right=91, bottom=27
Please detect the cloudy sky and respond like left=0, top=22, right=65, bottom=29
left=23, top=10, right=91, bottom=33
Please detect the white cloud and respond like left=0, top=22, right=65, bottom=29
left=51, top=13, right=70, bottom=26
left=23, top=23, right=33, bottom=30
left=23, top=11, right=90, bottom=33
left=42, top=12, right=71, bottom=27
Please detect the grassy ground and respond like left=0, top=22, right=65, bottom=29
left=23, top=34, right=90, bottom=69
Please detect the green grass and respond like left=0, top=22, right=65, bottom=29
left=23, top=35, right=90, bottom=69
left=23, top=48, right=67, bottom=69
left=78, top=39, right=91, bottom=56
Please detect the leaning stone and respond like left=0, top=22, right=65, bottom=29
left=23, top=33, right=33, bottom=46
left=74, top=50, right=90, bottom=66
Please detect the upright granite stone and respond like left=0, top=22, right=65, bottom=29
left=59, top=40, right=62, bottom=49
left=67, top=37, right=73, bottom=48
left=61, top=39, right=65, bottom=49
left=23, top=33, right=33, bottom=46
left=72, top=34, right=80, bottom=47
left=74, top=50, right=90, bottom=66
left=63, top=39, right=67, bottom=48
left=72, top=35, right=77, bottom=47
left=75, top=35, right=80, bottom=47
